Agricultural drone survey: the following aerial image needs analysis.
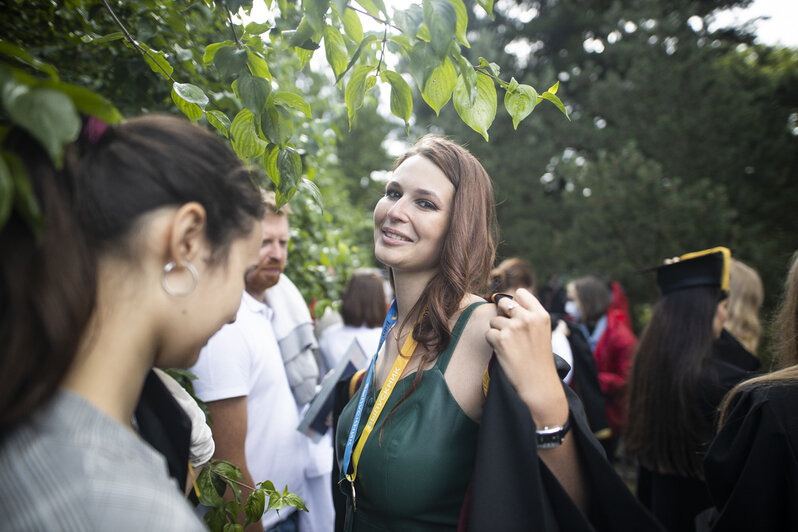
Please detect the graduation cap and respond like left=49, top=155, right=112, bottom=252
left=649, top=246, right=731, bottom=296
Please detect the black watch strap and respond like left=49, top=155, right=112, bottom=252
left=535, top=416, right=571, bottom=449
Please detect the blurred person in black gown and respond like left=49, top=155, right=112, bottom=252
left=696, top=250, right=798, bottom=531
left=626, top=247, right=758, bottom=532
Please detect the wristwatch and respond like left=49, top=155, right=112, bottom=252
left=535, top=417, right=571, bottom=449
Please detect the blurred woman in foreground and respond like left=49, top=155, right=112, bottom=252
left=0, top=115, right=264, bottom=530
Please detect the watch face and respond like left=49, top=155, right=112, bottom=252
left=535, top=418, right=571, bottom=449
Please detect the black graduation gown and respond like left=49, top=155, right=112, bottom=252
left=636, top=339, right=758, bottom=532
left=696, top=383, right=798, bottom=531
left=713, top=329, right=761, bottom=373
left=554, top=315, right=610, bottom=437
left=465, top=360, right=663, bottom=532
left=134, top=369, right=192, bottom=490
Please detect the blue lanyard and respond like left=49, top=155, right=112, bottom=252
left=341, top=299, right=397, bottom=478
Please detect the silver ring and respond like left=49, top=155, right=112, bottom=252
left=506, top=301, right=518, bottom=311
left=161, top=261, right=199, bottom=297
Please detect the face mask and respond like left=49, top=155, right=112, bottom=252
left=565, top=300, right=580, bottom=322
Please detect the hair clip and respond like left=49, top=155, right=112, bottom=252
left=81, top=116, right=108, bottom=145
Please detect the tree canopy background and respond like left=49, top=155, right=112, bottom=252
left=411, top=0, right=797, bottom=362
left=2, top=0, right=796, bottom=363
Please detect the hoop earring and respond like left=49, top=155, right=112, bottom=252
left=161, top=261, right=199, bottom=297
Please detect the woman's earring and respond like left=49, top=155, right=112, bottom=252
left=161, top=261, right=199, bottom=297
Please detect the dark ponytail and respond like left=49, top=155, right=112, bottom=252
left=1, top=114, right=265, bottom=434
left=0, top=131, right=95, bottom=434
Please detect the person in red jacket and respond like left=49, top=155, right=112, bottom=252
left=567, top=276, right=637, bottom=460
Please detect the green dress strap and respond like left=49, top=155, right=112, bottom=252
left=434, top=301, right=487, bottom=373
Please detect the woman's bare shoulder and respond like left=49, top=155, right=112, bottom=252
left=457, top=295, right=497, bottom=356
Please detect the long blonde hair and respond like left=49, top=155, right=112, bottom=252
left=724, top=258, right=764, bottom=354
left=719, top=251, right=798, bottom=425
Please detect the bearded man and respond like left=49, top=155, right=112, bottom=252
left=190, top=194, right=330, bottom=532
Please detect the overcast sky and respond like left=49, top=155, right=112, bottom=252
left=710, top=0, right=798, bottom=47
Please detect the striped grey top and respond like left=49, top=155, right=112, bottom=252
left=0, top=390, right=206, bottom=531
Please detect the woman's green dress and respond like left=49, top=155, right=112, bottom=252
left=335, top=302, right=485, bottom=531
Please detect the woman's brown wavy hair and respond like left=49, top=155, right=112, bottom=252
left=382, top=134, right=497, bottom=429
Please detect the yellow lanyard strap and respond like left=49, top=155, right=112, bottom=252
left=346, top=329, right=418, bottom=484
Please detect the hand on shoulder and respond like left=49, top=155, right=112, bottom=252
left=486, top=289, right=568, bottom=426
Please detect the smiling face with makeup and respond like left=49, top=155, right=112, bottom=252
left=374, top=154, right=455, bottom=277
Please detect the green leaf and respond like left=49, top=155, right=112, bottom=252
left=3, top=85, right=80, bottom=168
left=261, top=105, right=294, bottom=147
left=476, top=0, right=493, bottom=17
left=259, top=480, right=277, bottom=493
left=214, top=46, right=248, bottom=79
left=172, top=82, right=209, bottom=107
left=477, top=57, right=500, bottom=78
left=263, top=143, right=280, bottom=185
left=278, top=146, right=302, bottom=194
left=408, top=42, right=438, bottom=90
left=0, top=155, right=13, bottom=228
left=203, top=508, right=227, bottom=532
left=388, top=35, right=413, bottom=54
left=82, top=32, right=125, bottom=45
left=299, top=177, right=324, bottom=210
left=0, top=42, right=58, bottom=80
left=422, top=56, right=456, bottom=115
left=303, top=0, right=329, bottom=32
left=203, top=41, right=236, bottom=65
left=453, top=71, right=496, bottom=141
left=355, top=0, right=384, bottom=17
left=137, top=42, right=174, bottom=80
left=547, top=80, right=559, bottom=95
left=223, top=524, right=244, bottom=532
left=206, top=110, right=231, bottom=138
left=237, top=73, right=271, bottom=113
left=451, top=44, right=476, bottom=104
left=244, top=490, right=266, bottom=526
left=273, top=91, right=312, bottom=118
left=335, top=34, right=378, bottom=84
left=266, top=490, right=284, bottom=511
left=287, top=18, right=321, bottom=50
left=245, top=21, right=271, bottom=35
left=423, top=0, right=456, bottom=58
left=344, top=64, right=373, bottom=129
left=540, top=90, right=570, bottom=119
left=211, top=461, right=243, bottom=503
left=365, top=75, right=376, bottom=91
left=230, top=108, right=267, bottom=159
left=296, top=48, right=314, bottom=70
left=341, top=8, right=364, bottom=42
left=393, top=5, right=424, bottom=39
left=323, top=25, right=349, bottom=81
left=504, top=79, right=538, bottom=129
left=40, top=81, right=123, bottom=124
left=333, top=0, right=348, bottom=17
left=446, top=0, right=470, bottom=48
left=171, top=87, right=203, bottom=122
left=380, top=70, right=412, bottom=133
left=196, top=467, right=225, bottom=507
left=417, top=24, right=431, bottom=42
left=247, top=50, right=272, bottom=80
left=284, top=492, right=308, bottom=512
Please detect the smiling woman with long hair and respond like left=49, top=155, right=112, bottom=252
left=333, top=135, right=660, bottom=532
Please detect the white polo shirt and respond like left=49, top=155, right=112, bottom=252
left=191, top=292, right=307, bottom=529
